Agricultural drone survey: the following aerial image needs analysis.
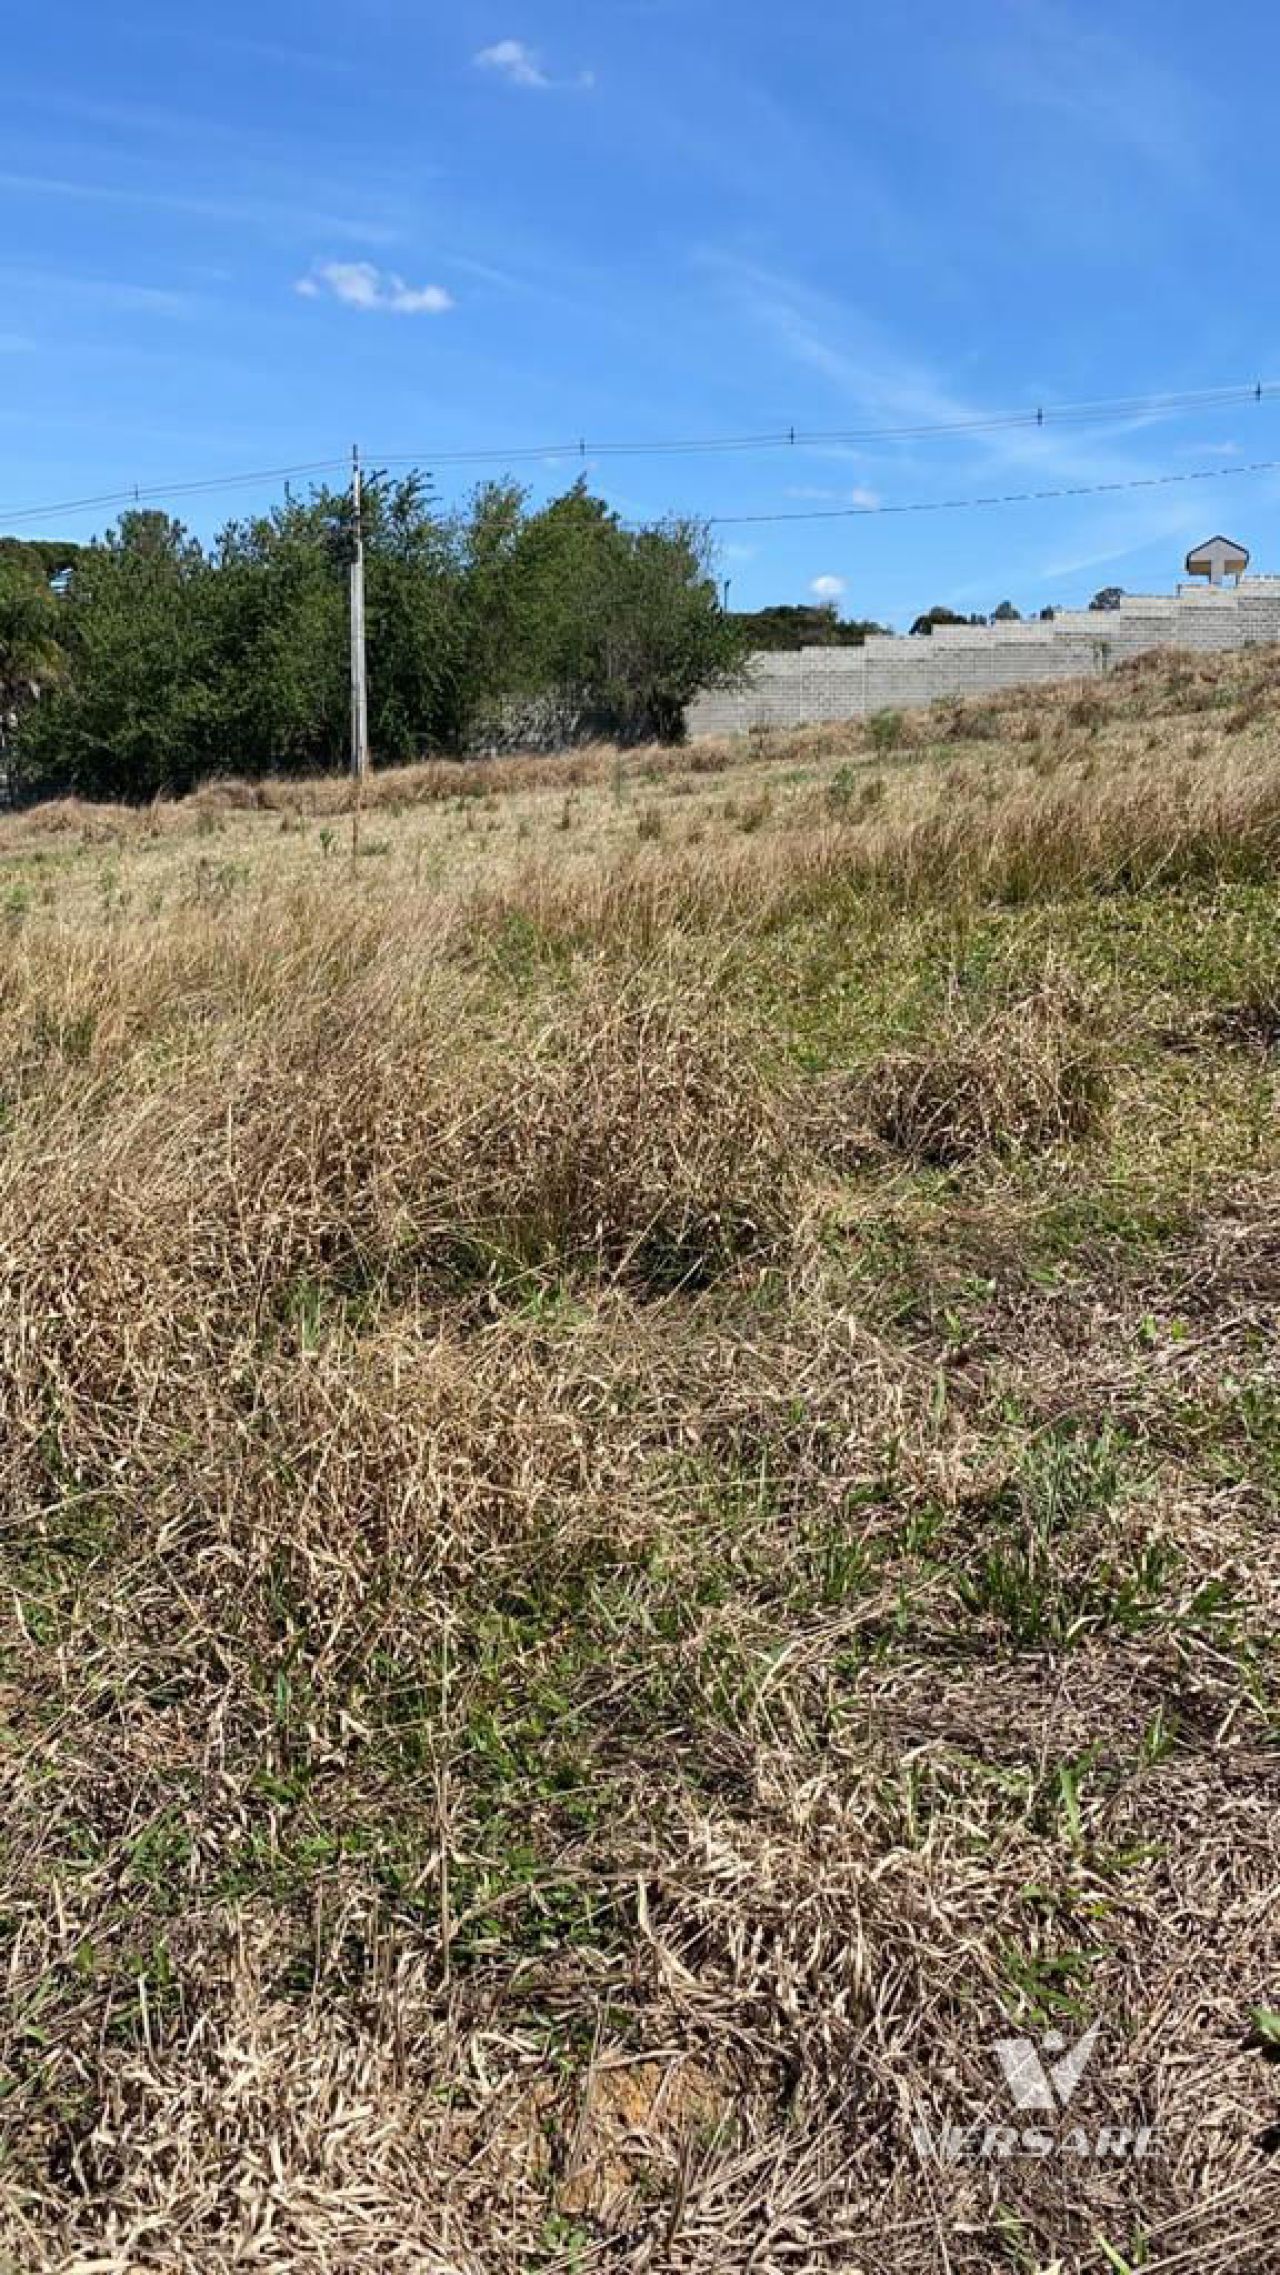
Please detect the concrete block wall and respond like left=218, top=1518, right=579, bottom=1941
left=685, top=577, right=1280, bottom=737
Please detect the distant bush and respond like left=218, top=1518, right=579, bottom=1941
left=867, top=708, right=906, bottom=756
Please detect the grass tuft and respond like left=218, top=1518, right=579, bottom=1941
left=823, top=989, right=1108, bottom=1166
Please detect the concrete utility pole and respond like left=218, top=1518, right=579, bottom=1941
left=349, top=445, right=370, bottom=780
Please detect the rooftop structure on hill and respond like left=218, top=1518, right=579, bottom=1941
left=1185, top=535, right=1250, bottom=587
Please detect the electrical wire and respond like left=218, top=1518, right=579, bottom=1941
left=372, top=379, right=1280, bottom=468
left=0, top=456, right=352, bottom=529
left=2, top=376, right=1278, bottom=529
left=704, top=456, right=1280, bottom=526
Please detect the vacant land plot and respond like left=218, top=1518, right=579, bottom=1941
left=1, top=647, right=1278, bottom=2272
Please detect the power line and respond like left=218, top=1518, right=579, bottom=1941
left=703, top=455, right=1280, bottom=526
left=2, top=376, right=1278, bottom=530
left=6, top=452, right=1279, bottom=550
left=372, top=379, right=1280, bottom=469
left=0, top=456, right=351, bottom=529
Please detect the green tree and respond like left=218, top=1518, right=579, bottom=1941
left=470, top=482, right=740, bottom=742
left=601, top=516, right=739, bottom=741
left=0, top=553, right=66, bottom=789
left=214, top=473, right=461, bottom=768
left=12, top=513, right=215, bottom=799
left=448, top=480, right=528, bottom=738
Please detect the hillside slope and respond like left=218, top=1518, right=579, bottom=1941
left=1, top=647, right=1278, bottom=2272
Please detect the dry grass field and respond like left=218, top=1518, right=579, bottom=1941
left=1, top=647, right=1279, bottom=2272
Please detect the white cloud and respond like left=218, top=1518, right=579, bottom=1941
left=473, top=39, right=592, bottom=90
left=849, top=485, right=880, bottom=510
left=811, top=574, right=846, bottom=602
left=474, top=39, right=550, bottom=88
left=296, top=261, right=454, bottom=315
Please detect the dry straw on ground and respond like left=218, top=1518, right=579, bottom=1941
left=1, top=648, right=1279, bottom=2271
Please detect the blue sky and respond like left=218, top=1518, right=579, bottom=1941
left=4, top=0, right=1279, bottom=626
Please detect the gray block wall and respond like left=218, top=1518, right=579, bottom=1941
left=686, top=578, right=1280, bottom=737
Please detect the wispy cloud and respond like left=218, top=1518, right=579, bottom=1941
left=474, top=38, right=594, bottom=91
left=1038, top=504, right=1208, bottom=582
left=811, top=574, right=846, bottom=601
left=120, top=25, right=355, bottom=80
left=988, top=0, right=1208, bottom=183
left=703, top=252, right=1184, bottom=494
left=296, top=262, right=454, bottom=315
left=786, top=481, right=881, bottom=508
left=701, top=252, right=1250, bottom=600
left=0, top=170, right=403, bottom=247
left=0, top=266, right=196, bottom=318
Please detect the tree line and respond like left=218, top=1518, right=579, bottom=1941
left=0, top=476, right=743, bottom=801
left=728, top=602, right=888, bottom=649
left=908, top=588, right=1126, bottom=633
left=730, top=588, right=1128, bottom=649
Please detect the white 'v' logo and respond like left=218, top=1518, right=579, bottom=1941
left=992, top=2025, right=1099, bottom=2110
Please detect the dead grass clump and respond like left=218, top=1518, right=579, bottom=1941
left=1211, top=974, right=1280, bottom=1056
left=635, top=737, right=735, bottom=779
left=181, top=773, right=266, bottom=812
left=1068, top=682, right=1110, bottom=731
left=182, top=746, right=616, bottom=820
left=927, top=689, right=1021, bottom=744
left=450, top=984, right=792, bottom=1289
left=827, top=994, right=1108, bottom=1167
left=195, top=959, right=793, bottom=1299
left=0, top=793, right=158, bottom=846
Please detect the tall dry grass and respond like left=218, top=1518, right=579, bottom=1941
left=473, top=741, right=1280, bottom=953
